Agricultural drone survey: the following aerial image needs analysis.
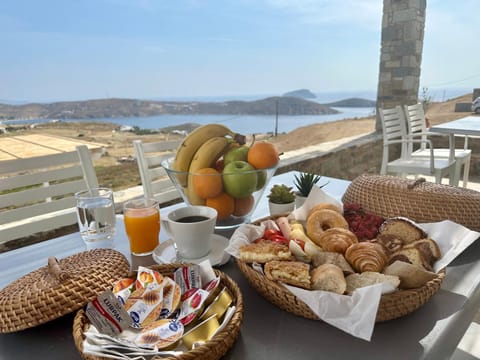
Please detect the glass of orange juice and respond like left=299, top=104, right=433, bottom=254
left=123, top=198, right=160, bottom=256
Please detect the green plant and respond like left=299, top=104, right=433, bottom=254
left=267, top=184, right=295, bottom=204
left=293, top=172, right=323, bottom=197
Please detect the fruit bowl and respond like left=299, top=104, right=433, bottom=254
left=162, top=157, right=277, bottom=230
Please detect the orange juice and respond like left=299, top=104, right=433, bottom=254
left=124, top=207, right=160, bottom=255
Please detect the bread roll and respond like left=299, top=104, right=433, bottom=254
left=345, top=272, right=400, bottom=294
left=379, top=217, right=427, bottom=244
left=311, top=251, right=354, bottom=275
left=345, top=242, right=388, bottom=273
left=310, top=264, right=346, bottom=294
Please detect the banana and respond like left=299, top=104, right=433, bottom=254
left=186, top=136, right=231, bottom=205
left=173, top=124, right=246, bottom=186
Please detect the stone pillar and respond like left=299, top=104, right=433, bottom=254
left=375, top=0, right=427, bottom=131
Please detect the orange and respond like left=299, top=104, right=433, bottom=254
left=233, top=195, right=255, bottom=216
left=247, top=141, right=279, bottom=169
left=191, top=167, right=223, bottom=199
left=206, top=192, right=235, bottom=220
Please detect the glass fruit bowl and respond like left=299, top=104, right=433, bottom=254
left=162, top=157, right=277, bottom=230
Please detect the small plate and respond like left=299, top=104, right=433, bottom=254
left=153, top=234, right=230, bottom=266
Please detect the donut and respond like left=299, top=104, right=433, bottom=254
left=306, top=209, right=349, bottom=246
left=308, top=203, right=342, bottom=218
left=315, top=228, right=358, bottom=254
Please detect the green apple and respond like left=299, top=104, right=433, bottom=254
left=223, top=145, right=249, bottom=165
left=222, top=160, right=258, bottom=198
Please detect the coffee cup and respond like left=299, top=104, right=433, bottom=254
left=161, top=206, right=217, bottom=259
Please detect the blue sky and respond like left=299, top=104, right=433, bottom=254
left=0, top=0, right=478, bottom=103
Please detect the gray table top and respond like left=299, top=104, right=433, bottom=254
left=429, top=115, right=480, bottom=136
left=1, top=171, right=479, bottom=360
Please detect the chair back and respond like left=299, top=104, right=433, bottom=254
left=404, top=103, right=428, bottom=152
left=0, top=145, right=99, bottom=245
left=379, top=105, right=409, bottom=154
left=133, top=139, right=181, bottom=203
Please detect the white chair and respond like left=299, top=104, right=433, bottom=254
left=379, top=105, right=457, bottom=185
left=404, top=103, right=472, bottom=187
left=133, top=139, right=182, bottom=204
left=0, top=145, right=99, bottom=245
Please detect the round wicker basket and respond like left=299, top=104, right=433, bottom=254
left=0, top=249, right=130, bottom=333
left=236, top=258, right=444, bottom=322
left=72, top=263, right=244, bottom=360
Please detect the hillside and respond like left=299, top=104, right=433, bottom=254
left=0, top=96, right=338, bottom=120
left=326, top=97, right=376, bottom=107
left=282, top=89, right=316, bottom=99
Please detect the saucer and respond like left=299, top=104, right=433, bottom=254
left=152, top=234, right=230, bottom=266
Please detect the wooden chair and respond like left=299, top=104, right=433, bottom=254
left=404, top=103, right=472, bottom=187
left=0, top=145, right=99, bottom=245
left=379, top=105, right=457, bottom=185
left=133, top=139, right=182, bottom=204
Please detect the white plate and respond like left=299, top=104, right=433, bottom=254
left=152, top=234, right=230, bottom=266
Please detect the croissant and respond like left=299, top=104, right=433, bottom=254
left=345, top=242, right=388, bottom=273
left=316, top=228, right=358, bottom=254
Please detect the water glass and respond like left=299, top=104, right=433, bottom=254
left=75, top=187, right=116, bottom=250
left=123, top=198, right=160, bottom=256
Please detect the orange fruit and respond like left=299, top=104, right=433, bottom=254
left=233, top=195, right=255, bottom=216
left=206, top=192, right=235, bottom=220
left=247, top=141, right=279, bottom=169
left=191, top=167, right=223, bottom=199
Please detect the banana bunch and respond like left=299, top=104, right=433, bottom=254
left=172, top=124, right=246, bottom=204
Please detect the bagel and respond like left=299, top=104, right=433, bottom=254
left=308, top=203, right=342, bottom=218
left=306, top=209, right=349, bottom=245
left=315, top=228, right=358, bottom=254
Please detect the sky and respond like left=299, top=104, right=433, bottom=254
left=0, top=0, right=478, bottom=103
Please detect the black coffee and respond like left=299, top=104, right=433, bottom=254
left=177, top=216, right=209, bottom=223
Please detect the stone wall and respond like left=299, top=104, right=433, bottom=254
left=278, top=134, right=480, bottom=182
left=376, top=0, right=427, bottom=131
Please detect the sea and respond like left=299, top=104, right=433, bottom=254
left=2, top=87, right=471, bottom=135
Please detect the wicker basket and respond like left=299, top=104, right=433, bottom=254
left=0, top=249, right=130, bottom=333
left=235, top=211, right=446, bottom=322
left=342, top=174, right=480, bottom=232
left=72, top=263, right=244, bottom=360
left=236, top=259, right=444, bottom=322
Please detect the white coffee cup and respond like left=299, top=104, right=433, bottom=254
left=161, top=206, right=217, bottom=259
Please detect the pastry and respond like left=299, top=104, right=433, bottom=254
left=388, top=247, right=433, bottom=271
left=310, top=263, right=346, bottom=294
left=404, top=238, right=441, bottom=267
left=306, top=209, right=349, bottom=245
left=264, top=260, right=311, bottom=289
left=372, top=233, right=404, bottom=255
left=345, top=242, right=388, bottom=273
left=239, top=240, right=293, bottom=263
left=308, top=203, right=342, bottom=217
left=315, top=228, right=358, bottom=254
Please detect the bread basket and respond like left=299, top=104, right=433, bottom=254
left=72, top=263, right=244, bottom=360
left=236, top=207, right=445, bottom=322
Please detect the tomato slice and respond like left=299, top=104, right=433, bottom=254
left=264, top=229, right=281, bottom=239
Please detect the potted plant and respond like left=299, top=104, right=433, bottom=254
left=293, top=172, right=326, bottom=208
left=267, top=184, right=296, bottom=215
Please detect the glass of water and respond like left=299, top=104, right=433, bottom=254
left=75, top=187, right=116, bottom=250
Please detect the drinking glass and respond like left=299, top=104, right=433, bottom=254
left=75, top=187, right=116, bottom=250
left=123, top=198, right=160, bottom=256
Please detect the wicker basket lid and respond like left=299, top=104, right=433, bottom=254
left=0, top=248, right=130, bottom=333
left=342, top=174, right=480, bottom=231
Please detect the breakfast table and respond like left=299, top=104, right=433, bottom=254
left=1, top=171, right=480, bottom=360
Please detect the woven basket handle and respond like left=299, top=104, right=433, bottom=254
left=48, top=256, right=71, bottom=282
left=407, top=177, right=426, bottom=189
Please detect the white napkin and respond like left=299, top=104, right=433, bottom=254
left=226, top=187, right=480, bottom=341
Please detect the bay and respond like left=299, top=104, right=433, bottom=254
left=4, top=107, right=375, bottom=135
